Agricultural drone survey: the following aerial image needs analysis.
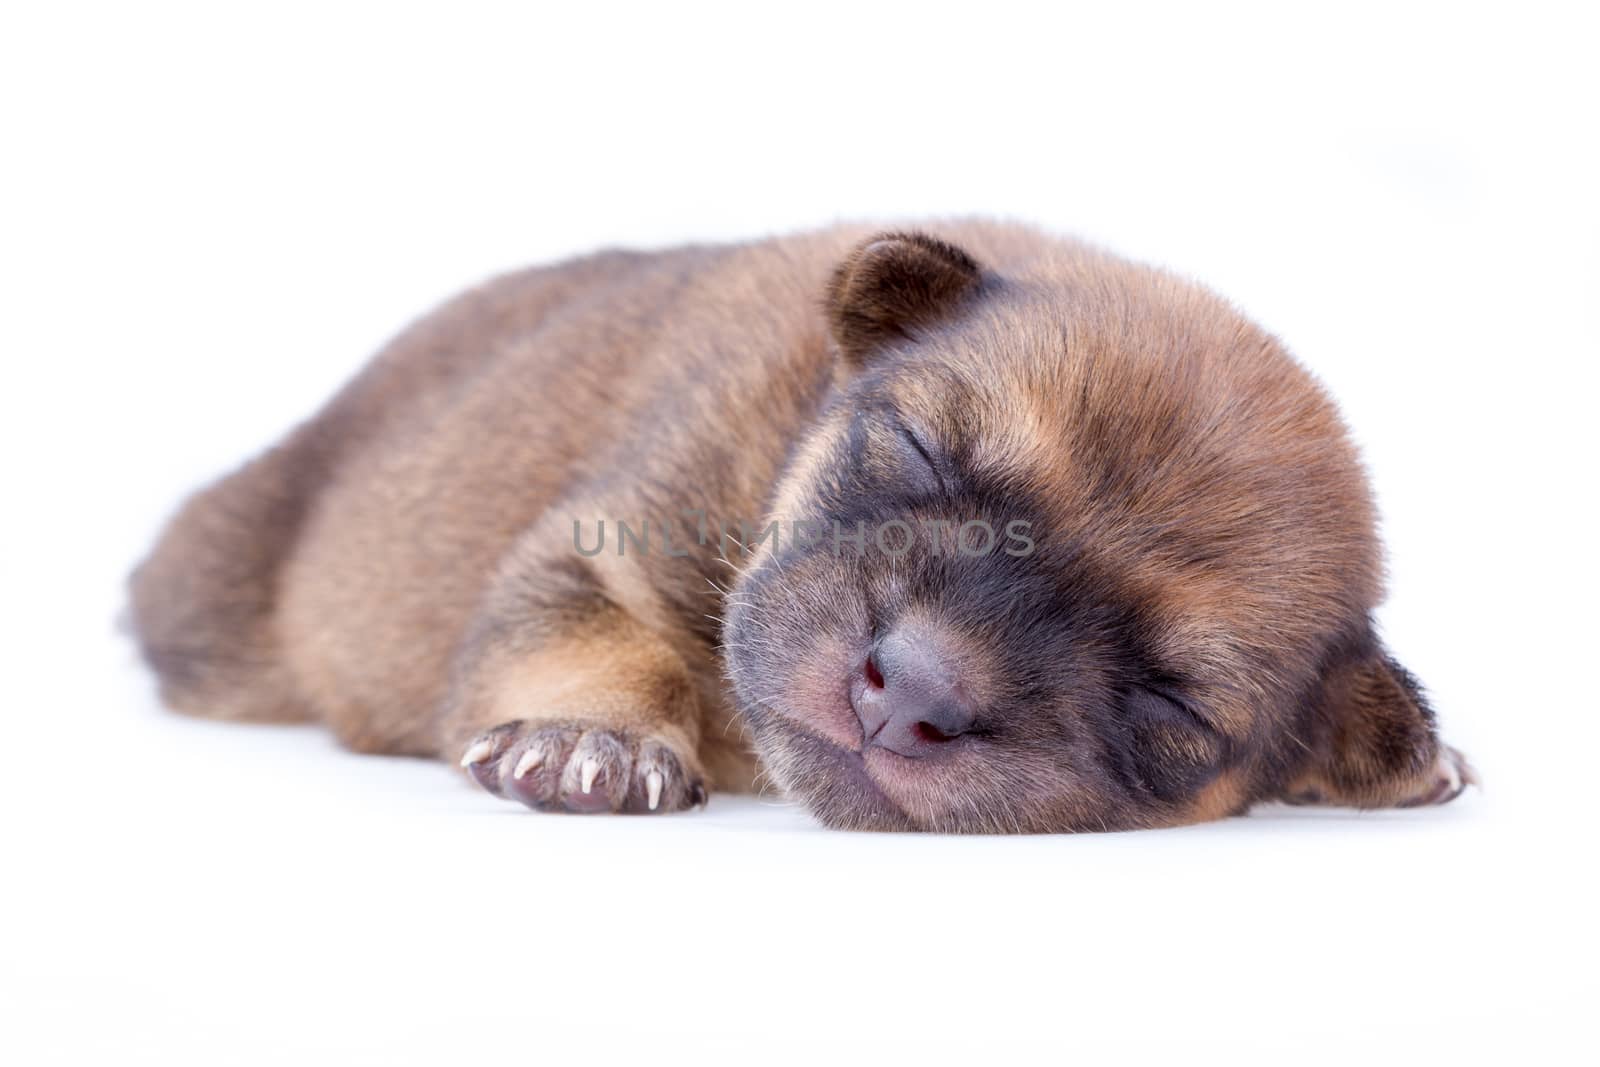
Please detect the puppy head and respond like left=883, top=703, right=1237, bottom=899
left=723, top=230, right=1456, bottom=832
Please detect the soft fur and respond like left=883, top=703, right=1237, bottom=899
left=128, top=221, right=1472, bottom=831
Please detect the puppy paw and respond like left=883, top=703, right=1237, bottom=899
left=1397, top=745, right=1477, bottom=807
left=458, top=720, right=707, bottom=814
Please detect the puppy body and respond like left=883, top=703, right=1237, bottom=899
left=129, top=222, right=1470, bottom=830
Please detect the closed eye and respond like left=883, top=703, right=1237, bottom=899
left=894, top=420, right=948, bottom=495
left=1127, top=685, right=1217, bottom=735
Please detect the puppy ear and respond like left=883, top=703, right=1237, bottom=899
left=1283, top=631, right=1474, bottom=809
left=826, top=231, right=983, bottom=363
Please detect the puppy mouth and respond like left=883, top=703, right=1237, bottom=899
left=731, top=625, right=985, bottom=829
left=747, top=713, right=917, bottom=831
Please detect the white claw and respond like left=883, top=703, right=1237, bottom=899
left=460, top=740, right=494, bottom=768
left=513, top=749, right=544, bottom=779
left=580, top=758, right=599, bottom=794
left=646, top=770, right=664, bottom=811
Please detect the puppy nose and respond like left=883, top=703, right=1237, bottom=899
left=852, top=629, right=976, bottom=757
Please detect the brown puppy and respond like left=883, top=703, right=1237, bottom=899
left=128, top=221, right=1473, bottom=832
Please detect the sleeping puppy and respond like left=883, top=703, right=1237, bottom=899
left=128, top=221, right=1474, bottom=832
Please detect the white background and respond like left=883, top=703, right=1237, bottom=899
left=3, top=2, right=1596, bottom=1063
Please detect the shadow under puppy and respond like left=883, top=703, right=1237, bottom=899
left=128, top=221, right=1473, bottom=832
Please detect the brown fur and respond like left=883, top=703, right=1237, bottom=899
left=128, top=221, right=1471, bottom=830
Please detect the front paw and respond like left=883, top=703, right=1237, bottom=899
left=458, top=720, right=707, bottom=814
left=1396, top=745, right=1478, bottom=808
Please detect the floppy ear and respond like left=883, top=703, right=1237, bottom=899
left=826, top=231, right=983, bottom=363
left=1284, top=633, right=1474, bottom=809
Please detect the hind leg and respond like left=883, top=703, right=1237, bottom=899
left=128, top=434, right=327, bottom=725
